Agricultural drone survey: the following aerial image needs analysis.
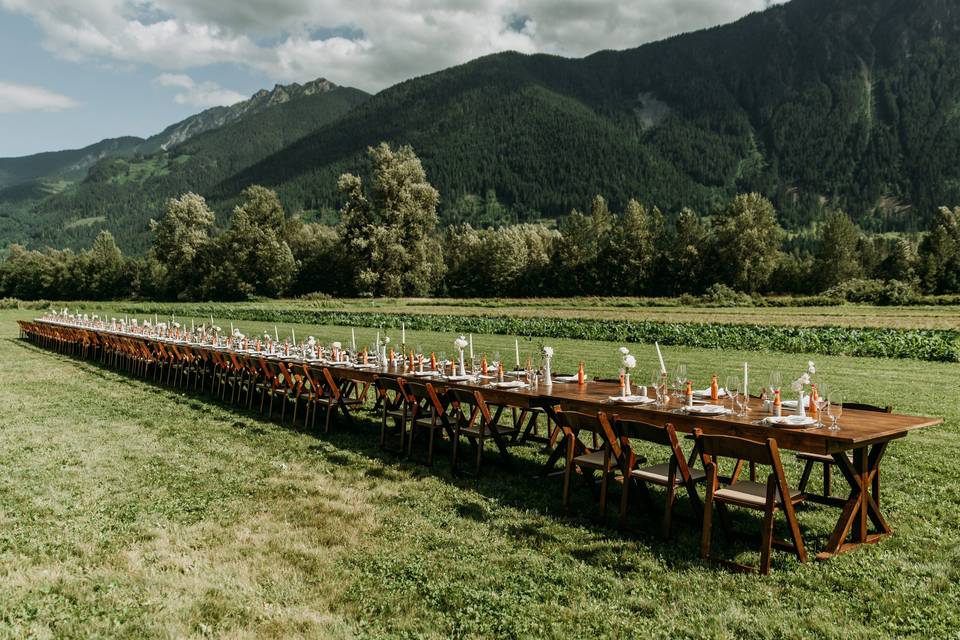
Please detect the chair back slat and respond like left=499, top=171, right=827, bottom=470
left=698, top=434, right=775, bottom=466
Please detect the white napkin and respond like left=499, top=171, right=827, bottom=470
left=608, top=395, right=655, bottom=404
left=693, top=388, right=727, bottom=397
left=492, top=381, right=528, bottom=389
left=764, top=415, right=816, bottom=426
left=554, top=375, right=580, bottom=383
left=686, top=404, right=729, bottom=415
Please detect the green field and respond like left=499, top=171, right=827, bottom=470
left=2, top=305, right=959, bottom=638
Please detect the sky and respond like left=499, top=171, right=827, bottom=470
left=0, top=0, right=785, bottom=158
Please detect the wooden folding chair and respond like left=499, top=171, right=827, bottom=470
left=797, top=403, right=892, bottom=506
left=556, top=410, right=637, bottom=516
left=697, top=430, right=807, bottom=575
left=616, top=418, right=705, bottom=537
left=404, top=381, right=452, bottom=466
left=374, top=375, right=409, bottom=452
left=449, top=387, right=516, bottom=476
left=305, top=367, right=364, bottom=434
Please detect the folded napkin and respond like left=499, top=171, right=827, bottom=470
left=781, top=399, right=799, bottom=409
left=693, top=388, right=727, bottom=397
left=608, top=395, right=655, bottom=404
left=444, top=375, right=474, bottom=382
left=492, top=380, right=528, bottom=389
left=685, top=404, right=729, bottom=415
left=763, top=415, right=816, bottom=427
left=554, top=375, right=581, bottom=383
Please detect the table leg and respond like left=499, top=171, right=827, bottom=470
left=817, top=443, right=891, bottom=560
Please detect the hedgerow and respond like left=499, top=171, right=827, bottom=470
left=115, top=303, right=960, bottom=363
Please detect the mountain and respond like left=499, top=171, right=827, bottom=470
left=137, top=78, right=345, bottom=154
left=0, top=137, right=144, bottom=190
left=6, top=0, right=960, bottom=253
left=0, top=79, right=369, bottom=251
left=219, top=0, right=960, bottom=231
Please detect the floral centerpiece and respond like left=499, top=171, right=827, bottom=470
left=619, top=347, right=637, bottom=396
left=454, top=335, right=469, bottom=375
left=791, top=361, right=816, bottom=417
left=542, top=346, right=554, bottom=385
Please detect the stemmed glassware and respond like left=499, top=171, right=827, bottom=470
left=674, top=363, right=687, bottom=398
left=814, top=383, right=830, bottom=428
left=827, top=392, right=842, bottom=430
left=651, top=372, right=663, bottom=407
left=768, top=371, right=782, bottom=395
left=726, top=375, right=740, bottom=414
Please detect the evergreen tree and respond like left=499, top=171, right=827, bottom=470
left=668, top=208, right=709, bottom=293
left=149, top=193, right=215, bottom=299
left=207, top=186, right=297, bottom=299
left=87, top=230, right=126, bottom=299
left=815, top=210, right=863, bottom=289
left=339, top=143, right=444, bottom=296
left=919, top=206, right=960, bottom=293
left=714, top=193, right=784, bottom=292
left=602, top=199, right=654, bottom=294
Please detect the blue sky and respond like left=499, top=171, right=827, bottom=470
left=0, top=0, right=783, bottom=158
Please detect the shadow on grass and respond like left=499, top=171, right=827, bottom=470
left=14, top=337, right=825, bottom=574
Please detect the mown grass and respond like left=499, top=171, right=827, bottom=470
left=2, top=307, right=960, bottom=638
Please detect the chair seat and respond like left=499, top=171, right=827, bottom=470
left=715, top=481, right=803, bottom=509
left=573, top=449, right=614, bottom=470
left=414, top=415, right=444, bottom=429
left=461, top=423, right=516, bottom=438
left=386, top=409, right=405, bottom=419
left=631, top=462, right=706, bottom=485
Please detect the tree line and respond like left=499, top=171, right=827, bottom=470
left=1, top=143, right=959, bottom=302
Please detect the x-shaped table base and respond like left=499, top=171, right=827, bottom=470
left=817, top=443, right=891, bottom=559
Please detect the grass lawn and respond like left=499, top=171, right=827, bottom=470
left=2, top=306, right=959, bottom=638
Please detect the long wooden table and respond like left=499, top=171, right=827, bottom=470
left=23, top=319, right=944, bottom=559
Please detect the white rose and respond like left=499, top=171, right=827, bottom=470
left=619, top=347, right=629, bottom=355
left=807, top=361, right=816, bottom=375
left=623, top=354, right=637, bottom=369
left=332, top=341, right=342, bottom=349
left=542, top=346, right=554, bottom=358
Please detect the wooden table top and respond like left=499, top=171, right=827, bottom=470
left=36, top=321, right=944, bottom=455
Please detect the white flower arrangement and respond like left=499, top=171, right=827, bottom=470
left=331, top=341, right=342, bottom=349
left=263, top=332, right=271, bottom=340
left=384, top=336, right=391, bottom=344
left=307, top=337, right=316, bottom=347
left=212, top=326, right=221, bottom=333
left=791, top=372, right=811, bottom=393
left=618, top=346, right=629, bottom=356
left=172, top=322, right=181, bottom=329
left=807, top=361, right=816, bottom=375
left=623, top=354, right=637, bottom=369
left=454, top=336, right=469, bottom=350
left=542, top=346, right=554, bottom=359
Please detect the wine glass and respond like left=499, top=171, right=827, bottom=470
left=768, top=370, right=782, bottom=394
left=651, top=372, right=666, bottom=408
left=674, top=363, right=687, bottom=398
left=814, top=383, right=830, bottom=428
left=827, top=393, right=842, bottom=431
left=725, top=375, right=740, bottom=413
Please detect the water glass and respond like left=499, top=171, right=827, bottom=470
left=827, top=393, right=842, bottom=431
left=726, top=375, right=740, bottom=412
left=674, top=363, right=687, bottom=398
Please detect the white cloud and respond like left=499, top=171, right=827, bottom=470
left=152, top=72, right=246, bottom=107
left=0, top=81, right=79, bottom=113
left=0, top=0, right=789, bottom=92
